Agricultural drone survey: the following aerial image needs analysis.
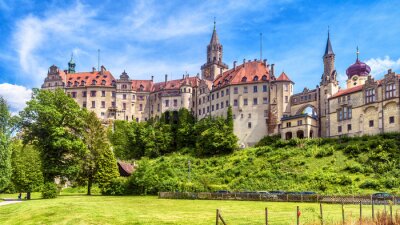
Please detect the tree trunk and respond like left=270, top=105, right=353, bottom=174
left=27, top=192, right=31, bottom=200
left=87, top=179, right=92, bottom=195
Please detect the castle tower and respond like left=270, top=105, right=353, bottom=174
left=346, top=47, right=371, bottom=89
left=180, top=77, right=192, bottom=109
left=201, top=19, right=228, bottom=81
left=319, top=30, right=339, bottom=137
left=68, top=54, right=76, bottom=74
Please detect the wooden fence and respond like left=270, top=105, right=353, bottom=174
left=158, top=192, right=399, bottom=205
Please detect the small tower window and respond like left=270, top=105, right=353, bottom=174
left=262, top=75, right=268, bottom=81
left=241, top=77, right=247, bottom=82
left=102, top=80, right=106, bottom=85
left=253, top=76, right=259, bottom=81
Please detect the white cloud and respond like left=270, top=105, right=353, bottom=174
left=365, top=56, right=400, bottom=77
left=0, top=83, right=32, bottom=114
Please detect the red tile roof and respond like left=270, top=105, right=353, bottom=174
left=132, top=80, right=153, bottom=92
left=213, top=60, right=270, bottom=89
left=117, top=161, right=135, bottom=177
left=65, top=70, right=116, bottom=87
left=331, top=85, right=363, bottom=98
left=153, top=76, right=199, bottom=92
left=276, top=72, right=293, bottom=82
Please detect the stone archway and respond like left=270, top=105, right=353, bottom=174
left=296, top=104, right=318, bottom=116
left=297, top=130, right=304, bottom=139
left=285, top=132, right=293, bottom=140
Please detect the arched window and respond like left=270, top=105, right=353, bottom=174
left=91, top=80, right=97, bottom=85
left=101, top=80, right=106, bottom=85
left=253, top=76, right=259, bottom=81
left=262, top=75, right=268, bottom=81
left=122, top=84, right=127, bottom=89
left=241, top=77, right=247, bottom=82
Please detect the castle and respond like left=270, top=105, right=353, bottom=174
left=42, top=24, right=400, bottom=146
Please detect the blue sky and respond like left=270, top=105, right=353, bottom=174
left=1, top=0, right=400, bottom=112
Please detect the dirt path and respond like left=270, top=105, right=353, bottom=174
left=0, top=200, right=23, bottom=206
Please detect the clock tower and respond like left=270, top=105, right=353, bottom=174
left=201, top=20, right=228, bottom=81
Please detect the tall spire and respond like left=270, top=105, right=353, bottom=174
left=356, top=46, right=359, bottom=61
left=67, top=53, right=76, bottom=74
left=210, top=18, right=219, bottom=44
left=324, top=28, right=334, bottom=56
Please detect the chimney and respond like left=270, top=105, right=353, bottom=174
left=151, top=75, right=154, bottom=81
left=233, top=61, right=237, bottom=70
left=271, top=64, right=275, bottom=77
left=100, top=65, right=106, bottom=75
left=92, top=67, right=96, bottom=73
left=64, top=69, right=68, bottom=74
left=263, top=59, right=267, bottom=65
left=243, top=58, right=246, bottom=64
left=165, top=74, right=168, bottom=84
left=182, top=74, right=185, bottom=79
left=254, top=58, right=257, bottom=62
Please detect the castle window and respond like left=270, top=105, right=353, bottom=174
left=248, top=122, right=252, bottom=128
left=112, top=80, right=116, bottom=87
left=92, top=80, right=97, bottom=85
left=82, top=91, right=87, bottom=97
left=139, top=104, right=143, bottom=111
left=216, top=104, right=219, bottom=110
left=263, top=85, right=267, bottom=92
left=241, top=77, right=247, bottom=82
left=253, top=98, right=258, bottom=105
left=199, top=99, right=202, bottom=104
left=203, top=108, right=205, bottom=114
left=365, top=88, right=376, bottom=103
left=102, top=91, right=106, bottom=97
left=216, top=92, right=219, bottom=98
left=71, top=92, right=76, bottom=98
left=101, top=101, right=105, bottom=108
left=297, top=120, right=302, bottom=126
left=348, top=124, right=352, bottom=131
left=263, top=97, right=268, bottom=104
left=111, top=102, right=116, bottom=107
left=139, top=85, right=144, bottom=92
left=221, top=90, right=224, bottom=97
left=262, top=75, right=267, bottom=81
left=165, top=100, right=169, bottom=107
left=338, top=107, right=352, bottom=121
left=264, top=110, right=268, bottom=117
left=221, top=102, right=224, bottom=108
left=244, top=98, right=248, bottom=105
left=385, top=83, right=396, bottom=99
left=285, top=96, right=288, bottom=103
left=67, top=81, right=72, bottom=87
left=173, top=99, right=177, bottom=107
left=253, top=86, right=258, bottom=93
left=83, top=102, right=87, bottom=108
left=91, top=101, right=95, bottom=108
left=122, top=84, right=127, bottom=89
left=226, top=100, right=229, bottom=107
left=234, top=99, right=238, bottom=106
left=234, top=87, right=238, bottom=94
left=90, top=91, right=96, bottom=97
left=112, top=92, right=116, bottom=97
left=286, top=122, right=291, bottom=127
left=212, top=105, right=214, bottom=111
left=81, top=80, right=85, bottom=86
left=389, top=116, right=395, bottom=124
left=74, top=81, right=79, bottom=86
left=102, top=80, right=106, bottom=85
left=226, top=88, right=229, bottom=95
left=244, top=86, right=248, bottom=93
left=199, top=109, right=201, bottom=115
left=369, top=120, right=374, bottom=127
left=184, top=88, right=186, bottom=93
left=253, top=76, right=259, bottom=81
left=284, top=84, right=288, bottom=91
left=123, top=94, right=127, bottom=100
left=212, top=94, right=214, bottom=100
left=207, top=106, right=210, bottom=112
left=157, top=104, right=160, bottom=112
left=338, top=126, right=342, bottom=133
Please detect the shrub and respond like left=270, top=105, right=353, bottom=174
left=255, top=135, right=280, bottom=147
left=343, top=164, right=364, bottom=173
left=359, top=180, right=380, bottom=189
left=315, top=146, right=334, bottom=158
left=42, top=182, right=58, bottom=199
left=101, top=177, right=128, bottom=195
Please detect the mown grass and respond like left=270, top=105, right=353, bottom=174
left=1, top=194, right=399, bottom=225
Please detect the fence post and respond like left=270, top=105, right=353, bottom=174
left=320, top=203, right=323, bottom=225
left=265, top=207, right=268, bottom=225
left=341, top=202, right=345, bottom=225
left=359, top=201, right=362, bottom=225
left=372, top=199, right=374, bottom=221
left=297, top=206, right=300, bottom=225
left=216, top=209, right=219, bottom=225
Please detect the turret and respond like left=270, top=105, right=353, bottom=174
left=68, top=53, right=76, bottom=74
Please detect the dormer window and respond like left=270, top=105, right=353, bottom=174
left=74, top=81, right=79, bottom=86
left=241, top=77, right=247, bottom=82
left=92, top=80, right=97, bottom=85
left=101, top=80, right=106, bottom=85
left=112, top=80, right=116, bottom=87
left=365, top=88, right=376, bottom=103
left=139, top=85, right=144, bottom=91
left=253, top=76, right=259, bottom=81
left=81, top=80, right=85, bottom=86
left=262, top=75, right=268, bottom=81
left=385, top=83, right=396, bottom=99
left=67, top=81, right=72, bottom=87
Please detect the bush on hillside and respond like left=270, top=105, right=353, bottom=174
left=359, top=180, right=380, bottom=189
left=315, top=146, right=334, bottom=158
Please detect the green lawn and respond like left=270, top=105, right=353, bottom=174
left=1, top=194, right=399, bottom=225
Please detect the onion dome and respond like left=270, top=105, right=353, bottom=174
left=346, top=47, right=371, bottom=78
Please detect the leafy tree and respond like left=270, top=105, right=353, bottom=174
left=11, top=141, right=43, bottom=199
left=0, top=97, right=16, bottom=191
left=226, top=106, right=234, bottom=132
left=176, top=108, right=195, bottom=149
left=79, top=111, right=119, bottom=195
left=20, top=89, right=87, bottom=197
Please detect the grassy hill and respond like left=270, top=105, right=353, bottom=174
left=129, top=133, right=400, bottom=195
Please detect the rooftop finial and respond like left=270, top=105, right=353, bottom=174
left=213, top=17, right=216, bottom=31
left=356, top=46, right=359, bottom=61
left=328, top=26, right=330, bottom=38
